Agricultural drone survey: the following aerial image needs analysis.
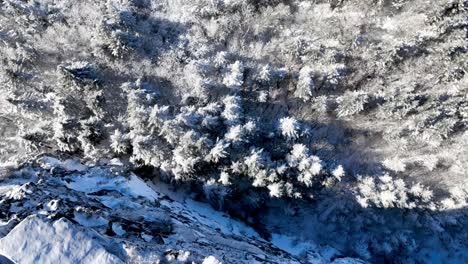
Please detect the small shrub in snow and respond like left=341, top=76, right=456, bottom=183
left=355, top=174, right=435, bottom=209
left=295, top=66, right=315, bottom=101
left=278, top=117, right=300, bottom=139
left=223, top=61, right=244, bottom=90
left=332, top=165, right=345, bottom=181
left=267, top=182, right=284, bottom=198
left=336, top=91, right=369, bottom=118
left=218, top=171, right=231, bottom=185
left=206, top=139, right=230, bottom=163
left=221, top=95, right=243, bottom=126
left=382, top=157, right=406, bottom=172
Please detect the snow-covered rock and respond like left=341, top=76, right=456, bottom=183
left=0, top=215, right=123, bottom=264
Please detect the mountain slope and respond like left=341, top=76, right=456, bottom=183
left=0, top=157, right=365, bottom=263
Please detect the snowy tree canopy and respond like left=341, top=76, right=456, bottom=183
left=0, top=0, right=466, bottom=263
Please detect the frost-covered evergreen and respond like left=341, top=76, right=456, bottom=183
left=0, top=0, right=466, bottom=262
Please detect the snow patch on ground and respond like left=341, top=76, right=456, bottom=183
left=40, top=156, right=87, bottom=172
left=270, top=233, right=315, bottom=256
left=63, top=167, right=261, bottom=243
left=159, top=197, right=260, bottom=239
left=185, top=199, right=260, bottom=238
left=149, top=179, right=261, bottom=239
left=202, top=255, right=222, bottom=264
left=0, top=178, right=30, bottom=196
left=0, top=184, right=22, bottom=197
left=64, top=171, right=160, bottom=202
left=126, top=174, right=160, bottom=201
left=74, top=212, right=109, bottom=227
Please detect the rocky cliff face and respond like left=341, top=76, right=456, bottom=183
left=0, top=157, right=363, bottom=263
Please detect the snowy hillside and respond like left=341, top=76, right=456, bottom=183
left=0, top=0, right=466, bottom=263
left=0, top=158, right=365, bottom=263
